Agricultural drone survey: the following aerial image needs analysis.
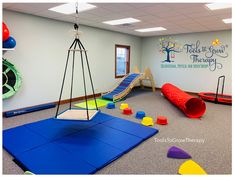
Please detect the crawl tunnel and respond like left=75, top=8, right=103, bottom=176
left=161, top=83, right=206, bottom=118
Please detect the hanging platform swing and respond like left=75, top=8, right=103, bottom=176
left=55, top=4, right=98, bottom=121
left=2, top=59, right=22, bottom=99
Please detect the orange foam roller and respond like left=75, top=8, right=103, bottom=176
left=161, top=83, right=206, bottom=118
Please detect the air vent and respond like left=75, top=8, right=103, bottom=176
left=119, top=23, right=134, bottom=28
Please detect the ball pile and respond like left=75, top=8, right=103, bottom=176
left=2, top=22, right=16, bottom=48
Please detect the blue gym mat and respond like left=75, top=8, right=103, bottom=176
left=3, top=111, right=158, bottom=174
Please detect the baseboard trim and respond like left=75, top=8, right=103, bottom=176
left=58, top=93, right=101, bottom=105
left=135, top=85, right=199, bottom=96
left=3, top=87, right=199, bottom=115
left=3, top=93, right=102, bottom=115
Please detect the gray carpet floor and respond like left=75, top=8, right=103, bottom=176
left=2, top=89, right=232, bottom=174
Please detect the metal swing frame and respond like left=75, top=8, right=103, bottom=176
left=55, top=4, right=98, bottom=120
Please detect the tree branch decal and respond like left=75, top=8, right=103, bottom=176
left=159, top=36, right=182, bottom=63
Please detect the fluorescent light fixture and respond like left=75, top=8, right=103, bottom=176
left=205, top=3, right=232, bottom=10
left=49, top=3, right=96, bottom=14
left=223, top=18, right=232, bottom=24
left=103, top=18, right=140, bottom=25
left=135, top=27, right=167, bottom=32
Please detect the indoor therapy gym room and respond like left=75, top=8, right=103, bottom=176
left=2, top=0, right=232, bottom=175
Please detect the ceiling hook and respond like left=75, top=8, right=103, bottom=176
left=74, top=2, right=79, bottom=30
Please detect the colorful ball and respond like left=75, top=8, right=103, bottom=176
left=3, top=36, right=16, bottom=48
left=2, top=22, right=10, bottom=41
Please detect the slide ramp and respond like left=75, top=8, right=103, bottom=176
left=102, top=73, right=142, bottom=102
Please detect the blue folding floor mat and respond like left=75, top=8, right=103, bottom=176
left=3, top=111, right=158, bottom=174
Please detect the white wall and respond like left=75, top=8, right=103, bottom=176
left=3, top=10, right=232, bottom=112
left=3, top=10, right=142, bottom=111
left=141, top=30, right=232, bottom=94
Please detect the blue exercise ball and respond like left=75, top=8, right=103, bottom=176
left=3, top=36, right=16, bottom=48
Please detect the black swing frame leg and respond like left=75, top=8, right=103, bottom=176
left=55, top=37, right=98, bottom=120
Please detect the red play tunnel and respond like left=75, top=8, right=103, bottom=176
left=161, top=83, right=206, bottom=118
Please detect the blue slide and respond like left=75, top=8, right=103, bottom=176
left=102, top=73, right=141, bottom=102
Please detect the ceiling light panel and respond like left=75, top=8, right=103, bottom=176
left=205, top=3, right=232, bottom=10
left=223, top=18, right=232, bottom=24
left=49, top=3, right=96, bottom=14
left=135, top=27, right=167, bottom=32
left=103, top=18, right=140, bottom=25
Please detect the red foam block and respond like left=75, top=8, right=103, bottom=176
left=156, top=116, right=168, bottom=125
left=123, top=108, right=133, bottom=115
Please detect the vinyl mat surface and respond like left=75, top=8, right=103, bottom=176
left=3, top=111, right=158, bottom=174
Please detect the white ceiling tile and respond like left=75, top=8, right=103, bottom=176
left=94, top=3, right=136, bottom=12
left=193, top=16, right=223, bottom=27
left=202, top=22, right=230, bottom=28
left=79, top=13, right=105, bottom=22
left=31, top=3, right=64, bottom=9
left=178, top=6, right=212, bottom=14
left=173, top=19, right=197, bottom=25
left=84, top=6, right=113, bottom=17
left=34, top=10, right=64, bottom=19
left=215, top=14, right=232, bottom=19
left=204, top=26, right=226, bottom=31
left=154, top=11, right=181, bottom=18
left=3, top=3, right=15, bottom=8
left=5, top=3, right=63, bottom=14
left=3, top=3, right=232, bottom=37
left=143, top=4, right=173, bottom=14
left=114, top=8, right=149, bottom=17
left=208, top=8, right=232, bottom=16
left=166, top=15, right=189, bottom=22
left=184, top=11, right=214, bottom=18
left=127, top=3, right=155, bottom=8
left=165, top=3, right=203, bottom=10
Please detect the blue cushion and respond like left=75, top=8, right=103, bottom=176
left=14, top=142, right=96, bottom=174
left=91, top=112, right=115, bottom=123
left=54, top=131, right=123, bottom=169
left=3, top=126, right=48, bottom=156
left=103, top=118, right=158, bottom=140
left=3, top=111, right=158, bottom=174
left=25, top=117, right=98, bottom=141
left=4, top=103, right=56, bottom=118
left=79, top=124, right=142, bottom=152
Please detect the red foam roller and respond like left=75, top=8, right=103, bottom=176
left=161, top=83, right=206, bottom=118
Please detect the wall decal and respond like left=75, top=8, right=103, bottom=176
left=159, top=37, right=229, bottom=72
left=184, top=40, right=228, bottom=71
left=212, top=38, right=221, bottom=46
left=159, top=37, right=182, bottom=63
